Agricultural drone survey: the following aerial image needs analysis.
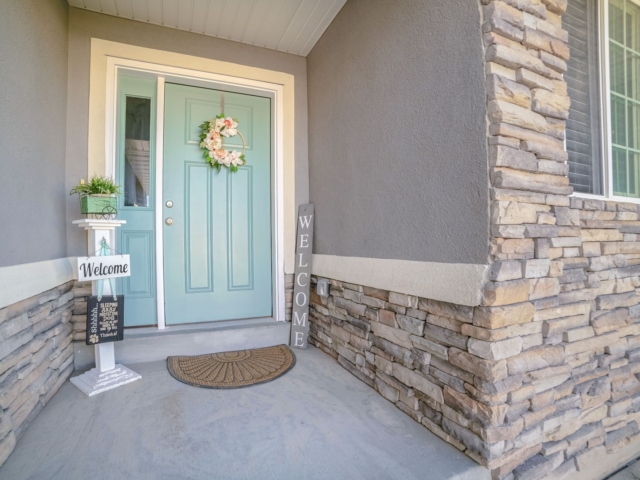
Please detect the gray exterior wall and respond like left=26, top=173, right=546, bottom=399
left=65, top=7, right=309, bottom=257
left=307, top=0, right=489, bottom=265
left=0, top=0, right=69, bottom=267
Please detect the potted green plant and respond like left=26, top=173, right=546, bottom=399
left=70, top=176, right=121, bottom=217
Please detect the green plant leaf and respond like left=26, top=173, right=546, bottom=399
left=70, top=175, right=121, bottom=197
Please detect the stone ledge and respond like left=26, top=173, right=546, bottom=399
left=311, top=255, right=489, bottom=307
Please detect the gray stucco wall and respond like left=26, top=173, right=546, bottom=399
left=0, top=0, right=69, bottom=267
left=65, top=7, right=309, bottom=257
left=307, top=0, right=489, bottom=265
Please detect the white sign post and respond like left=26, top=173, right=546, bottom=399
left=71, top=219, right=141, bottom=396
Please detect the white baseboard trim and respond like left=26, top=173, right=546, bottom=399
left=311, top=255, right=489, bottom=307
left=0, top=257, right=76, bottom=310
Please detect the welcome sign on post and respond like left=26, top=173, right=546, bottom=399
left=70, top=222, right=141, bottom=397
left=77, top=255, right=131, bottom=282
left=290, top=204, right=314, bottom=349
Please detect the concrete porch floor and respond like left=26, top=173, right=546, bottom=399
left=0, top=347, right=488, bottom=480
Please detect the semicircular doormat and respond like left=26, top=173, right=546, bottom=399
left=167, top=344, right=296, bottom=389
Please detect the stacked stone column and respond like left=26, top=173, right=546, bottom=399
left=482, top=0, right=640, bottom=477
left=310, top=1, right=640, bottom=479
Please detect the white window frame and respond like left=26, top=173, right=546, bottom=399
left=574, top=0, right=640, bottom=203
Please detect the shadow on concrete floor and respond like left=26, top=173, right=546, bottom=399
left=607, top=459, right=640, bottom=480
left=0, top=347, right=487, bottom=480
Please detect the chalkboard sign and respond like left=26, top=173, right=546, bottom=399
left=86, top=295, right=125, bottom=345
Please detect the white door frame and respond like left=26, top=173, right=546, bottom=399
left=105, top=56, right=286, bottom=329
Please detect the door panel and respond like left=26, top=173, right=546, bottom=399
left=228, top=166, right=253, bottom=290
left=184, top=162, right=213, bottom=292
left=163, top=83, right=272, bottom=325
left=121, top=231, right=154, bottom=296
left=116, top=76, right=157, bottom=327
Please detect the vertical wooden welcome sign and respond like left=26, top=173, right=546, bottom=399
left=290, top=204, right=314, bottom=349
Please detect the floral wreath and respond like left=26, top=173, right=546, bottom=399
left=199, top=113, right=246, bottom=172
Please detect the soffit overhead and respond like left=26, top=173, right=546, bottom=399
left=67, top=0, right=346, bottom=56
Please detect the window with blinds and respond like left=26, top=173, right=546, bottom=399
left=609, top=0, right=640, bottom=198
left=566, top=0, right=604, bottom=194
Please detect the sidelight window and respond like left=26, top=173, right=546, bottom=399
left=123, top=96, right=152, bottom=207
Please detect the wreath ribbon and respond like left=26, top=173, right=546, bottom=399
left=96, top=238, right=117, bottom=302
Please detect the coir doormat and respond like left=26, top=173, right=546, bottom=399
left=167, top=344, right=296, bottom=389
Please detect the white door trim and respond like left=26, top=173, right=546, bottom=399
left=155, top=76, right=166, bottom=329
left=105, top=56, right=286, bottom=328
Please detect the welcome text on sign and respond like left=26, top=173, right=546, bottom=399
left=290, top=204, right=314, bottom=349
left=77, top=255, right=132, bottom=282
left=79, top=262, right=129, bottom=278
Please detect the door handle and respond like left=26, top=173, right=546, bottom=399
left=165, top=200, right=174, bottom=208
left=165, top=217, right=174, bottom=226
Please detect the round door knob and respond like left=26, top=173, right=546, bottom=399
left=166, top=200, right=173, bottom=208
left=165, top=217, right=174, bottom=226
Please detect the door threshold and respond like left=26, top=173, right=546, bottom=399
left=125, top=317, right=280, bottom=338
left=74, top=317, right=290, bottom=370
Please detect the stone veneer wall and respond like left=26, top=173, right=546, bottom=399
left=71, top=281, right=91, bottom=341
left=0, top=282, right=76, bottom=466
left=310, top=1, right=640, bottom=479
left=286, top=273, right=294, bottom=321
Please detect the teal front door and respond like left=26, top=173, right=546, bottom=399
left=163, top=84, right=272, bottom=325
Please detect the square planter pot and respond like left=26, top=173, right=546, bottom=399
left=80, top=195, right=117, bottom=215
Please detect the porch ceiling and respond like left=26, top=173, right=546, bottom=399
left=66, top=0, right=347, bottom=56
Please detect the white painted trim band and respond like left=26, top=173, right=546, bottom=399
left=0, top=258, right=77, bottom=310
left=155, top=76, right=166, bottom=329
left=311, top=255, right=488, bottom=307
